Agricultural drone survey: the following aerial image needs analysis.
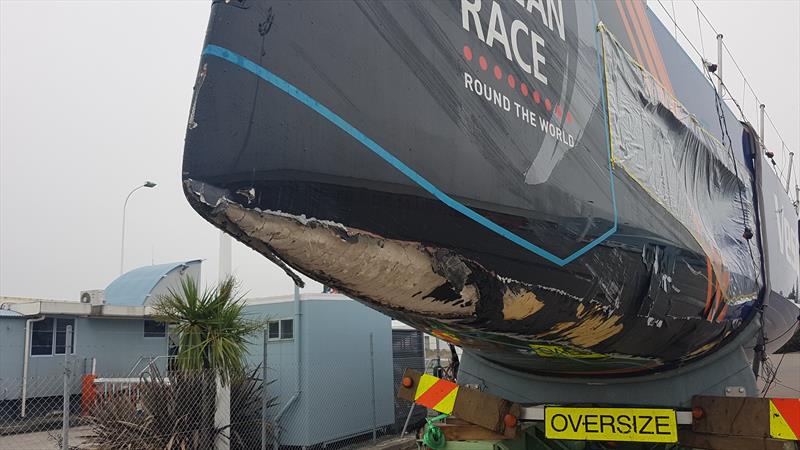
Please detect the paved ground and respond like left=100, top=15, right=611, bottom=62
left=0, top=425, right=91, bottom=450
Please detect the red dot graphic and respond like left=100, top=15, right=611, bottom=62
left=555, top=105, right=563, bottom=118
left=521, top=83, right=528, bottom=96
left=493, top=65, right=502, bottom=80
left=479, top=56, right=488, bottom=71
left=545, top=98, right=552, bottom=111
left=463, top=45, right=473, bottom=61
left=533, top=91, right=541, bottom=104
left=507, top=74, right=515, bottom=88
left=566, top=111, right=573, bottom=124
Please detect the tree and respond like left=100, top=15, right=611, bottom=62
left=85, top=277, right=274, bottom=450
left=153, top=276, right=266, bottom=384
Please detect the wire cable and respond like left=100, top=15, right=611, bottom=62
left=695, top=5, right=706, bottom=59
left=656, top=0, right=795, bottom=177
left=761, top=353, right=785, bottom=397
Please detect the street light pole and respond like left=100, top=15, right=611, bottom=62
left=120, top=181, right=157, bottom=274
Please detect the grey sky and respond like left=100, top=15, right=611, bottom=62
left=1, top=0, right=798, bottom=301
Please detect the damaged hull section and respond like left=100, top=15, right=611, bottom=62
left=182, top=0, right=799, bottom=376
left=186, top=180, right=736, bottom=375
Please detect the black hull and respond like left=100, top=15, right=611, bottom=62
left=186, top=176, right=743, bottom=375
left=183, top=0, right=799, bottom=376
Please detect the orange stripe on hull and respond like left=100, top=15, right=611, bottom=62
left=630, top=0, right=675, bottom=94
left=715, top=303, right=729, bottom=323
left=614, top=0, right=646, bottom=67
left=623, top=0, right=659, bottom=78
left=708, top=270, right=730, bottom=322
left=703, top=257, right=714, bottom=316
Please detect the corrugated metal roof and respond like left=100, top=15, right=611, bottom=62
left=0, top=308, right=23, bottom=317
left=104, top=260, right=201, bottom=306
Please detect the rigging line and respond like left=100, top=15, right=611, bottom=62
left=761, top=354, right=783, bottom=397
left=670, top=0, right=677, bottom=38
left=741, top=78, right=746, bottom=112
left=695, top=5, right=705, bottom=58
left=760, top=358, right=775, bottom=396
left=709, top=70, right=747, bottom=222
left=762, top=316, right=800, bottom=345
left=720, top=96, right=785, bottom=190
left=714, top=69, right=792, bottom=181
left=684, top=1, right=794, bottom=160
left=692, top=0, right=764, bottom=107
left=764, top=110, right=793, bottom=154
left=666, top=0, right=795, bottom=167
left=706, top=67, right=761, bottom=282
left=722, top=42, right=762, bottom=106
left=655, top=1, right=705, bottom=62
left=690, top=0, right=720, bottom=35
left=771, top=379, right=800, bottom=395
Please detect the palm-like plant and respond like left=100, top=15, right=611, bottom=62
left=153, top=276, right=266, bottom=384
left=84, top=366, right=279, bottom=450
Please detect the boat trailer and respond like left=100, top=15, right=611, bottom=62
left=397, top=369, right=800, bottom=450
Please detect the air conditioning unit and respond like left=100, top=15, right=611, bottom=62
left=80, top=290, right=105, bottom=306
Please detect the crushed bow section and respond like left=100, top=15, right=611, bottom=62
left=183, top=179, right=740, bottom=375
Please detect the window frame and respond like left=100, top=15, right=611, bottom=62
left=279, top=319, right=293, bottom=340
left=31, top=317, right=76, bottom=357
left=143, top=319, right=167, bottom=338
left=30, top=317, right=55, bottom=357
left=267, top=318, right=294, bottom=341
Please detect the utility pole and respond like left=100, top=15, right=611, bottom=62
left=62, top=326, right=73, bottom=450
left=215, top=231, right=232, bottom=450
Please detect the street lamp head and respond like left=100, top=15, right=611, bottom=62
left=121, top=180, right=157, bottom=274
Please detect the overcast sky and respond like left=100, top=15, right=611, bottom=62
left=1, top=0, right=798, bottom=301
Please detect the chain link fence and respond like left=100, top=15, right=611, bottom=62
left=0, top=327, right=427, bottom=450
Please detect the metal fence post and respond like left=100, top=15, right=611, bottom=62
left=401, top=403, right=415, bottom=437
left=369, top=332, right=376, bottom=441
left=261, top=329, right=268, bottom=450
left=62, top=325, right=72, bottom=450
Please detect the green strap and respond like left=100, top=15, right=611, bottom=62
left=422, top=414, right=449, bottom=449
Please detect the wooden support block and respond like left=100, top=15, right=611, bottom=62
left=397, top=369, right=520, bottom=438
left=692, top=396, right=771, bottom=437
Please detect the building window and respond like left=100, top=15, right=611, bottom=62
left=268, top=321, right=280, bottom=340
left=54, top=319, right=75, bottom=354
left=280, top=319, right=293, bottom=339
left=267, top=319, right=294, bottom=341
left=144, top=320, right=166, bottom=338
left=31, top=318, right=75, bottom=356
left=31, top=318, right=54, bottom=355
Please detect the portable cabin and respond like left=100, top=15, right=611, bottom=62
left=0, top=260, right=200, bottom=418
left=243, top=292, right=395, bottom=447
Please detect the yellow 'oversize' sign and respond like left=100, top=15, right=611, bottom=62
left=545, top=407, right=677, bottom=443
